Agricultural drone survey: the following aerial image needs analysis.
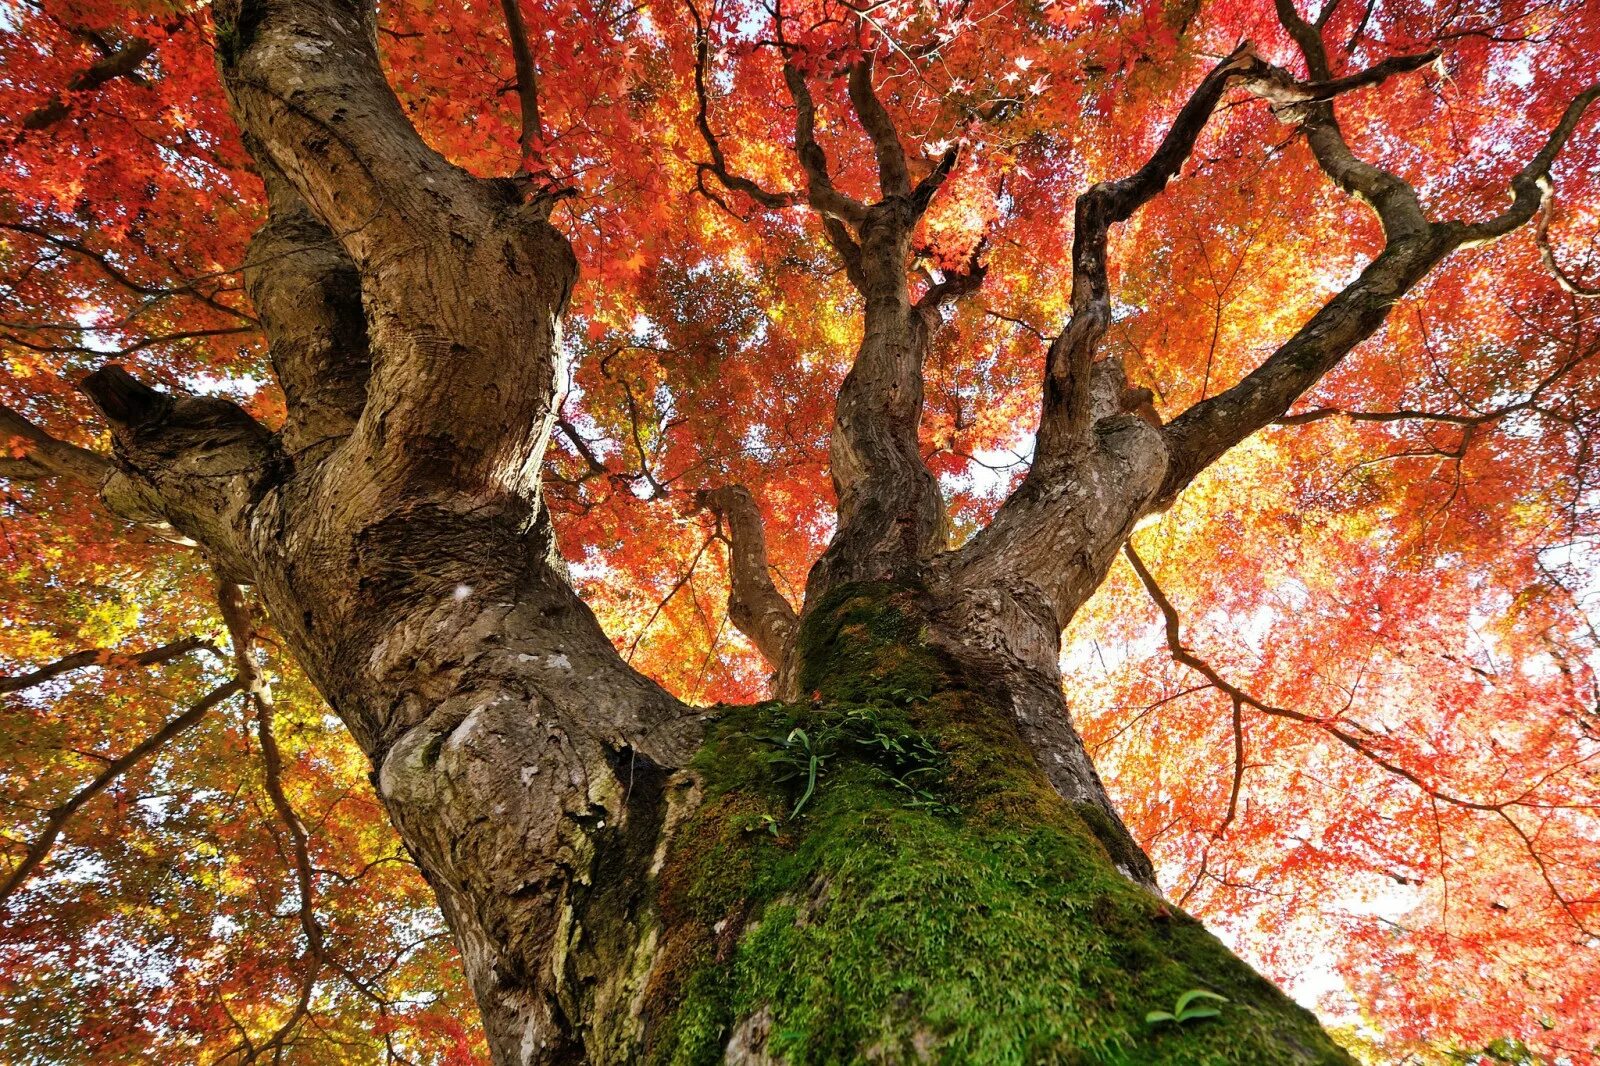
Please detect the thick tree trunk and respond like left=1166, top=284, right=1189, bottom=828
left=621, top=583, right=1353, bottom=1065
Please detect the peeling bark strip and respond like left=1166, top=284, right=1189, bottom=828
left=24, top=0, right=1589, bottom=1060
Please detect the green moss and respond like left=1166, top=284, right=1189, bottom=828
left=645, top=584, right=1349, bottom=1065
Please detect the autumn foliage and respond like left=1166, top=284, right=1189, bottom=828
left=2, top=0, right=1599, bottom=1061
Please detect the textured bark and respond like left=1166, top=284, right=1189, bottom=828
left=699, top=485, right=798, bottom=670
left=43, top=2, right=1597, bottom=1062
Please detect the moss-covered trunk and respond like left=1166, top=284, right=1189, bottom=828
left=622, top=584, right=1351, bottom=1065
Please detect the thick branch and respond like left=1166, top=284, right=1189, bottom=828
left=1031, top=44, right=1258, bottom=476
left=783, top=63, right=869, bottom=226
left=952, top=29, right=1459, bottom=632
left=80, top=365, right=279, bottom=580
left=1459, top=86, right=1600, bottom=244
left=217, top=0, right=577, bottom=501
left=241, top=171, right=371, bottom=456
left=0, top=403, right=111, bottom=487
left=846, top=56, right=911, bottom=198
left=1266, top=0, right=1430, bottom=241
left=214, top=0, right=478, bottom=257
left=1161, top=229, right=1454, bottom=496
left=498, top=0, right=543, bottom=164
left=699, top=485, right=797, bottom=669
left=1162, top=81, right=1598, bottom=497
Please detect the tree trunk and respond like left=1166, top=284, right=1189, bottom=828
left=613, top=582, right=1352, bottom=1066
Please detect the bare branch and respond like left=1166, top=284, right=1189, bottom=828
left=554, top=416, right=611, bottom=483
left=0, top=326, right=256, bottom=358
left=1249, top=48, right=1439, bottom=108
left=1274, top=333, right=1597, bottom=427
left=0, top=222, right=257, bottom=325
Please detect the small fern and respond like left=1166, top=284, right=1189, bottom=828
left=1145, top=989, right=1228, bottom=1027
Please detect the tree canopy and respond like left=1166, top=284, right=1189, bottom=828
left=2, top=0, right=1598, bottom=1061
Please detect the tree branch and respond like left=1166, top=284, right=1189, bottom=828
left=914, top=244, right=988, bottom=320
left=1263, top=1, right=1432, bottom=241
left=1161, top=80, right=1598, bottom=497
left=1458, top=86, right=1600, bottom=245
left=13, top=34, right=155, bottom=138
left=0, top=403, right=112, bottom=487
left=80, top=364, right=279, bottom=581
left=1536, top=192, right=1600, bottom=298
left=1125, top=542, right=1598, bottom=935
left=498, top=0, right=544, bottom=167
left=945, top=27, right=1517, bottom=637
left=0, top=679, right=241, bottom=903
left=216, top=0, right=579, bottom=502
left=1, top=635, right=217, bottom=695
left=1157, top=7, right=1597, bottom=499
left=241, top=171, right=372, bottom=456
left=846, top=55, right=911, bottom=198
left=783, top=62, right=869, bottom=227
left=0, top=222, right=257, bottom=326
left=698, top=484, right=798, bottom=669
left=217, top=578, right=326, bottom=1061
left=687, top=0, right=797, bottom=214
left=1030, top=44, right=1259, bottom=477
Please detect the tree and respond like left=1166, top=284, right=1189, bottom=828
left=1, top=0, right=1598, bottom=1061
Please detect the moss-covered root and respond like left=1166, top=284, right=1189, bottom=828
left=641, top=583, right=1353, bottom=1065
